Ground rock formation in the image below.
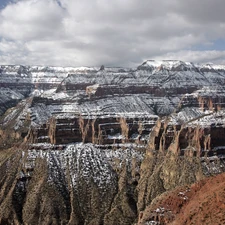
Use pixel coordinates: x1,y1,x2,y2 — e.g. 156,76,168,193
0,60,225,224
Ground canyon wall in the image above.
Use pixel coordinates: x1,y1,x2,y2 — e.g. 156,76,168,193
1,60,225,224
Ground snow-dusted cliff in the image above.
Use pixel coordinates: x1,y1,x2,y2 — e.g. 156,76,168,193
1,60,225,225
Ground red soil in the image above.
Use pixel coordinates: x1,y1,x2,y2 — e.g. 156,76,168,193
138,173,225,225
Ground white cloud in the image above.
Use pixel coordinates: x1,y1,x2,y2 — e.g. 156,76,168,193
0,0,225,66
0,0,65,41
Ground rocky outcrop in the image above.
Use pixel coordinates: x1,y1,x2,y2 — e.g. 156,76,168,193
0,143,143,225
147,117,225,157
136,116,225,212
26,114,157,147
178,87,225,112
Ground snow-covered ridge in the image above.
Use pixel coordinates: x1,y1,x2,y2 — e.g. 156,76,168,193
1,61,225,87
0,65,131,74
1,60,225,76
0,65,133,85
141,60,194,69
140,60,225,71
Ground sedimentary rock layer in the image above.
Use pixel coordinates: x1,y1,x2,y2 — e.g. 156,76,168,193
1,60,225,224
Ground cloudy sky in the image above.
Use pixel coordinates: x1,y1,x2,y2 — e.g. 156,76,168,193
0,0,225,67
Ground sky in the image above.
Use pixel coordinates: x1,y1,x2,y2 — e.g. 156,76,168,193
0,0,225,67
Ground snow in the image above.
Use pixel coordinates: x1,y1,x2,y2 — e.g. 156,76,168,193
51,92,69,100
200,63,225,71
144,60,192,69
140,60,225,72
0,88,24,102
25,143,144,190
108,133,124,140
145,221,160,225
169,106,220,127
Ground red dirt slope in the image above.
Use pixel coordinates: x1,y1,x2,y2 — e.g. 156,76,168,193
138,172,225,225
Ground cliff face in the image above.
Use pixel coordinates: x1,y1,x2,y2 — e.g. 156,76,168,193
136,116,225,213
1,61,225,224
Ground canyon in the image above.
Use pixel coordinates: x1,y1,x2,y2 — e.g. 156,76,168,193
0,60,225,224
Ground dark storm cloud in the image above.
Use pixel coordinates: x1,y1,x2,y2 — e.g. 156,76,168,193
0,0,225,66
